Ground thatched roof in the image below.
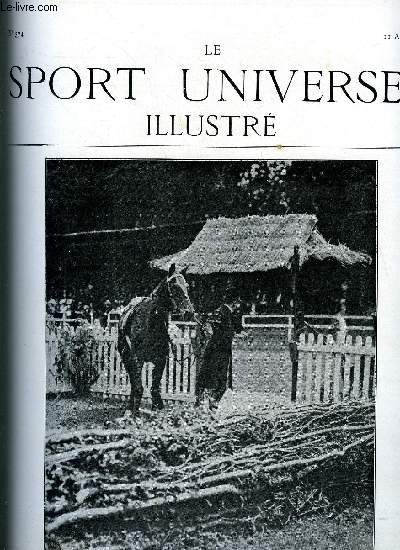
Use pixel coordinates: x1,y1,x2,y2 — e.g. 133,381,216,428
151,214,371,275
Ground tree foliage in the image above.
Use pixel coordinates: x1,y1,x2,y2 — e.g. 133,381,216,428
46,160,376,312
46,159,375,238
55,323,99,395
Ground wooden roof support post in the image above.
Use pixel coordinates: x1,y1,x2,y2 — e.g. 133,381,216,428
291,246,300,321
290,245,300,402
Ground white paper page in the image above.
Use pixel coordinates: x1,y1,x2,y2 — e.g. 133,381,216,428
5,1,400,548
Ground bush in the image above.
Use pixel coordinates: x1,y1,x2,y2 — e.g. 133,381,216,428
56,322,99,395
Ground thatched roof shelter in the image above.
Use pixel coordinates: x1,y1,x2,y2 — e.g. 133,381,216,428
151,214,371,275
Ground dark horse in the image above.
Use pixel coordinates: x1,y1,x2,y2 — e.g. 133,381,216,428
117,265,194,413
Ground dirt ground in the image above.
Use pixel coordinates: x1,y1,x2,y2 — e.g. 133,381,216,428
46,392,290,431
46,394,129,431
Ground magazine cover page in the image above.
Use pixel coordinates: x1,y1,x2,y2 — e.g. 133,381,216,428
5,1,400,548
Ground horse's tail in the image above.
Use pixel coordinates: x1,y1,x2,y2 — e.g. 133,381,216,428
117,303,134,354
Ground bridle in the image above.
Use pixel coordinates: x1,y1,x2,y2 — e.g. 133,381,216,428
165,275,178,312
149,273,210,366
150,274,178,306
163,273,194,317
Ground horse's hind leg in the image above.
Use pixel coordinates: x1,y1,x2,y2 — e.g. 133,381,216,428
123,352,143,414
131,359,144,414
150,357,166,410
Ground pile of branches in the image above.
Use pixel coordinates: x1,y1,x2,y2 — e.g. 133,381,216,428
45,401,374,538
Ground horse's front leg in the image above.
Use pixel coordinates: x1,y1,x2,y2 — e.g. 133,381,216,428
132,358,144,414
150,356,166,410
123,352,143,415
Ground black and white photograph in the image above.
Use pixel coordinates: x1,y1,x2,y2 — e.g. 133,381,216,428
44,159,376,549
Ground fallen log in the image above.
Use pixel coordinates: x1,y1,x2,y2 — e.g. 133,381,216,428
45,401,375,535
46,438,133,467
172,432,373,486
48,430,372,520
163,423,373,482
46,428,132,445
46,483,241,533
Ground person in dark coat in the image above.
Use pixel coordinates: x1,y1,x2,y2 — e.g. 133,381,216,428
196,302,235,404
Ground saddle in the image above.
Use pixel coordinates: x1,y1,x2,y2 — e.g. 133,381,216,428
118,297,146,349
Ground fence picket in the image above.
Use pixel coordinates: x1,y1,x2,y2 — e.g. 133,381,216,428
352,353,360,400
168,346,175,395
103,341,110,398
362,336,373,400
333,352,342,401
314,334,324,402
109,342,115,394
188,326,194,393
322,350,330,402
97,341,104,393
305,333,314,403
322,334,333,402
343,335,352,400
296,333,306,402
175,343,182,396
372,356,377,398
362,356,371,400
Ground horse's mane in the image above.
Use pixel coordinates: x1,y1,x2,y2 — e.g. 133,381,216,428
150,278,165,299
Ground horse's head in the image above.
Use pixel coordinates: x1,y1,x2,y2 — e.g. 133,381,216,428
165,264,194,320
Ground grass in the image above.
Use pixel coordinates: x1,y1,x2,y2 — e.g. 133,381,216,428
46,391,291,432
55,508,373,550
168,511,374,550
46,394,127,431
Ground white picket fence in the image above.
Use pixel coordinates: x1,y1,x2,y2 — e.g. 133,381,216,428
46,317,376,405
46,321,197,402
295,333,376,403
